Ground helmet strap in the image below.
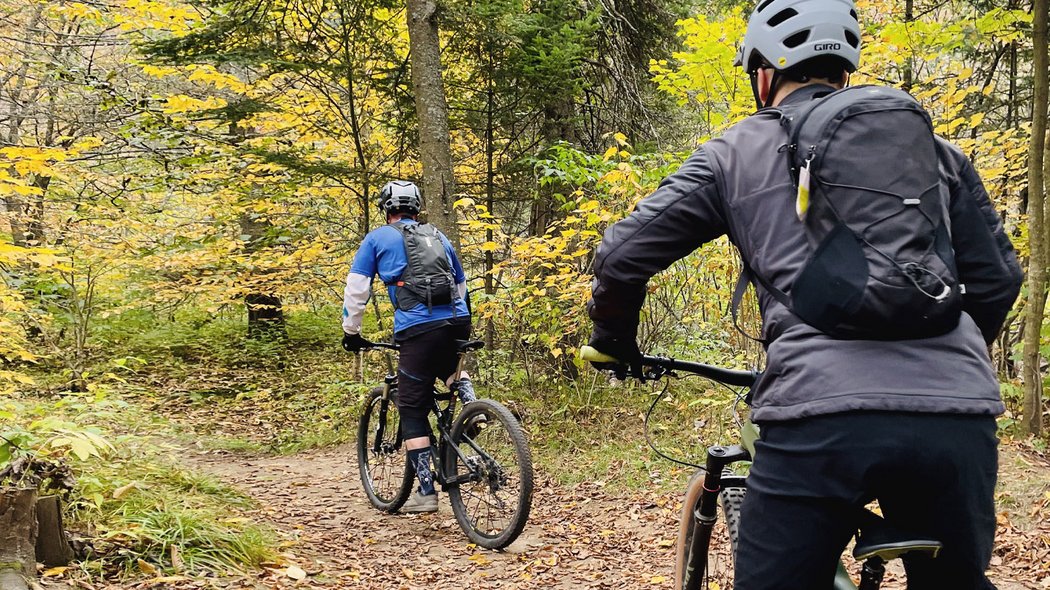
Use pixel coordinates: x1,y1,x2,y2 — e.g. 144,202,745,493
749,67,785,110
764,69,784,109
749,71,762,110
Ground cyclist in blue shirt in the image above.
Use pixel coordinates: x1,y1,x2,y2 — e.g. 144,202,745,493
342,180,474,513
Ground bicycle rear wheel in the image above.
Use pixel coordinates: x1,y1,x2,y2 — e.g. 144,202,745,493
357,387,414,512
721,485,745,557
446,399,533,549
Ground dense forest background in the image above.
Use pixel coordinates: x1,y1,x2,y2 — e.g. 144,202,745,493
1,0,1049,586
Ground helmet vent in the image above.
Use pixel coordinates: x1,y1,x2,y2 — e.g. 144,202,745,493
783,30,810,48
767,8,798,27
757,0,775,12
850,9,858,20
845,30,860,47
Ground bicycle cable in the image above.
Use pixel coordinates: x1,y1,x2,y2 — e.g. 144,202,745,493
642,376,749,471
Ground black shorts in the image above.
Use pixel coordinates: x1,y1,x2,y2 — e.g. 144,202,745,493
396,322,471,419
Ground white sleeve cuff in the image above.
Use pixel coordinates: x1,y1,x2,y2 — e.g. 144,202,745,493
342,272,372,334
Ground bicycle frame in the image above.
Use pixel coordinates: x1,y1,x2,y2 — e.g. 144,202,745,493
369,343,490,490
580,346,875,590
686,435,855,590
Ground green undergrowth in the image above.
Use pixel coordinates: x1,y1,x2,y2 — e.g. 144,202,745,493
73,439,277,577
2,390,277,579
70,307,372,454
70,307,755,493
509,378,747,494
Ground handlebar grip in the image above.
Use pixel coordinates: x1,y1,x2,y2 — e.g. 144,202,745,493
580,345,620,364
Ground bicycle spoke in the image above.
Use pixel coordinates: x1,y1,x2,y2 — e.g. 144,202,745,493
446,400,533,549
462,485,508,534
359,391,413,510
456,437,520,535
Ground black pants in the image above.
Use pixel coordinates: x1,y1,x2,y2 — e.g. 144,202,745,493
735,411,999,590
396,323,471,435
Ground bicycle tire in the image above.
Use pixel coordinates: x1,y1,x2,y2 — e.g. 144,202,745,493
674,473,742,590
674,470,706,590
446,399,533,550
721,485,745,558
357,387,414,512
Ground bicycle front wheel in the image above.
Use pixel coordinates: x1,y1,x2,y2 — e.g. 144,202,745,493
674,472,742,590
357,387,414,512
446,399,533,550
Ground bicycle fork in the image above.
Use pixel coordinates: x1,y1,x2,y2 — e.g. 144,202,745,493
684,444,751,590
373,375,398,454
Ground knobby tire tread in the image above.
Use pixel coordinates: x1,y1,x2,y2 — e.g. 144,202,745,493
674,474,745,590
357,387,414,512
674,471,707,590
446,399,533,550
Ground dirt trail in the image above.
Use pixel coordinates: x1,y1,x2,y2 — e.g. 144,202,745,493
186,444,705,590
175,441,1048,590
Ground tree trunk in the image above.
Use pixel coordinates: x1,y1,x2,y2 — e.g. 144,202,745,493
1022,0,1049,436
0,487,39,590
902,0,914,91
484,58,496,349
239,213,286,340
35,495,72,567
245,293,286,340
406,0,458,246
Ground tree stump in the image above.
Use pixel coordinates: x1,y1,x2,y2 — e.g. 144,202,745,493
0,486,39,590
35,495,72,566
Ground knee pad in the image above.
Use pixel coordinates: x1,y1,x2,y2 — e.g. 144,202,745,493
401,412,432,440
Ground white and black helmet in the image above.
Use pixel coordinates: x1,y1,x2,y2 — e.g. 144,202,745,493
378,180,422,215
734,0,861,73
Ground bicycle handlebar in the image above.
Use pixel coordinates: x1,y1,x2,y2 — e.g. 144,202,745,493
580,345,758,388
362,340,400,351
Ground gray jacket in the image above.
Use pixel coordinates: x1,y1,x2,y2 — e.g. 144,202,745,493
588,85,1023,423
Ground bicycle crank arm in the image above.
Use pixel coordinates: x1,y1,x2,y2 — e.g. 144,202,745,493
441,473,482,487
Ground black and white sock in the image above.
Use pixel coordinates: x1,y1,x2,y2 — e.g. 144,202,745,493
408,447,435,496
455,378,477,403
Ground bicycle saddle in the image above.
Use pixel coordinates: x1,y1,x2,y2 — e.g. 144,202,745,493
456,339,485,352
853,511,943,562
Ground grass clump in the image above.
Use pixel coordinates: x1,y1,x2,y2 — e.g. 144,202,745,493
3,390,278,579
74,447,278,576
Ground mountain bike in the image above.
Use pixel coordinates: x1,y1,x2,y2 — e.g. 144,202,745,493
579,346,943,590
356,338,534,550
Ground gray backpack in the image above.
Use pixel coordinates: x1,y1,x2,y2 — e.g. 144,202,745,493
388,223,458,313
736,85,963,341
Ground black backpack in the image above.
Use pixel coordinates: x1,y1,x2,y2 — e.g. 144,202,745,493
736,85,963,341
388,223,459,313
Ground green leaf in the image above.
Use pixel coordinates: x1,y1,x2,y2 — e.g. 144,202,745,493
69,437,96,461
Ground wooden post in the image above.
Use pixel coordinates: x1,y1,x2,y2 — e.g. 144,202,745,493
0,487,39,590
35,495,73,566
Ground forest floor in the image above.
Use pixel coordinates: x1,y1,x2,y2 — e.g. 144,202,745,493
52,394,1050,590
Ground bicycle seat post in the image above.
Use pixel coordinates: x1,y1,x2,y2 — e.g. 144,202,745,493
453,350,469,384
452,340,485,385
857,557,886,590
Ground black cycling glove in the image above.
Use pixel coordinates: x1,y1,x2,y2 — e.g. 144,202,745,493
587,328,642,379
342,332,368,353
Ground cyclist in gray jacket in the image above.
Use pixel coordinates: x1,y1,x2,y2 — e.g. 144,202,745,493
586,0,1022,588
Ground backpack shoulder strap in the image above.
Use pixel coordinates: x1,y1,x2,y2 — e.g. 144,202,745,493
730,261,802,346
387,221,410,235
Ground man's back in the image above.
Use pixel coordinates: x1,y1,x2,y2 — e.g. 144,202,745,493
349,219,469,338
700,85,1016,421
586,2,1022,586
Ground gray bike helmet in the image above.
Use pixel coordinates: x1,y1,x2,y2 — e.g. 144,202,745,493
378,180,422,215
734,0,861,74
